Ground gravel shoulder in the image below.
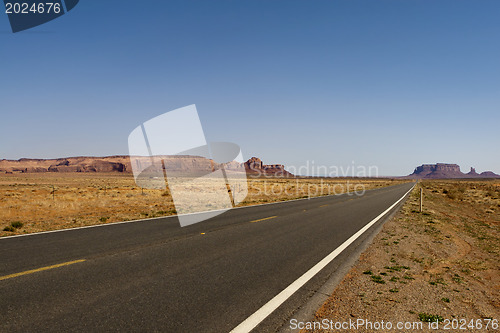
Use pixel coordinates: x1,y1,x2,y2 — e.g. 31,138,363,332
303,180,499,332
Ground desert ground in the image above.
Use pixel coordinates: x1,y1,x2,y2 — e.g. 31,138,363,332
0,173,406,236
304,180,499,332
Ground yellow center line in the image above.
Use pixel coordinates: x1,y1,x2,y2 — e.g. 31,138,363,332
319,204,329,207
250,216,278,223
0,259,86,282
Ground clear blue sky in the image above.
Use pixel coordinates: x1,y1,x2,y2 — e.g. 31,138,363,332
1,0,499,176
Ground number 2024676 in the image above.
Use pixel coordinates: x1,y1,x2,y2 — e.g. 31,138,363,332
5,2,62,14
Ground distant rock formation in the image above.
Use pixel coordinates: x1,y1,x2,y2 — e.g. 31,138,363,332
0,155,292,177
0,156,130,174
48,160,126,173
407,163,500,179
244,157,292,177
466,167,479,177
477,171,500,178
245,157,263,171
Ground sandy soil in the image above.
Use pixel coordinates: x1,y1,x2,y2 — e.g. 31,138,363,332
302,180,499,332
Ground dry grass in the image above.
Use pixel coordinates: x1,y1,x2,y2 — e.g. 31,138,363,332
0,173,407,236
305,179,499,332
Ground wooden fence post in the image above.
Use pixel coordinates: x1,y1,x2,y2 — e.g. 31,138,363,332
420,188,423,212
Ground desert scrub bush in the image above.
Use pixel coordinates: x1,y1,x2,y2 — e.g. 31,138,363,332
11,221,23,229
418,313,444,322
3,221,24,231
384,265,410,272
371,275,385,284
429,278,447,286
445,189,463,200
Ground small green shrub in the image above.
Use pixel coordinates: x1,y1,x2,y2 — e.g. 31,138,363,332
429,278,446,286
11,221,23,229
371,275,385,284
3,221,23,232
385,265,410,272
418,313,444,322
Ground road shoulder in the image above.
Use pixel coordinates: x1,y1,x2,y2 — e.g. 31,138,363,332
298,180,499,333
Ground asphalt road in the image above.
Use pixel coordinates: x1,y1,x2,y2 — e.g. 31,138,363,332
0,182,414,332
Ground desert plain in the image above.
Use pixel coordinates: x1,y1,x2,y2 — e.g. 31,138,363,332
0,173,406,236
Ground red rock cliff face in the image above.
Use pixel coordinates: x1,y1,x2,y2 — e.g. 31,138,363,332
244,157,263,170
0,155,292,176
244,157,292,177
408,163,500,179
413,164,462,177
48,160,126,173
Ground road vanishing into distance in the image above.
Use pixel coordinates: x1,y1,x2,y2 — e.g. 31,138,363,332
1,182,414,332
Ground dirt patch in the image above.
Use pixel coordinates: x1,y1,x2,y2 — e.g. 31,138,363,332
302,180,499,332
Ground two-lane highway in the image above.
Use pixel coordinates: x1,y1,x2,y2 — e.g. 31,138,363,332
0,182,414,332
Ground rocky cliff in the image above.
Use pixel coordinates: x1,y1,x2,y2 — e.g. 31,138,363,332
407,164,500,179
0,156,132,174
0,155,291,177
244,157,292,177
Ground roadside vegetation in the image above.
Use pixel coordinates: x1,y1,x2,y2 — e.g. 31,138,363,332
306,180,499,332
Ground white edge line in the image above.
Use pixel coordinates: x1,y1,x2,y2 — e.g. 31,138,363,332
1,182,415,240
229,184,416,333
